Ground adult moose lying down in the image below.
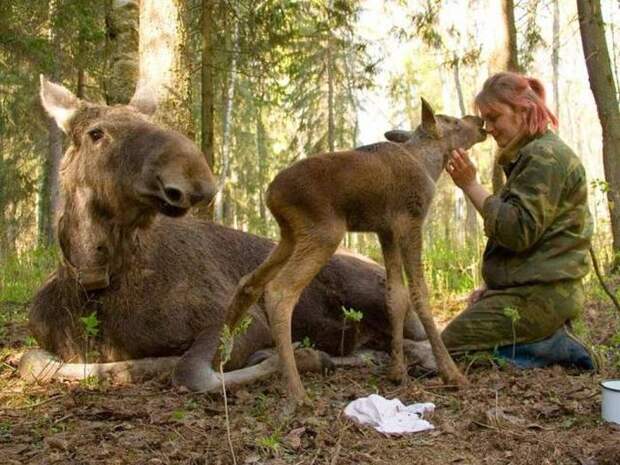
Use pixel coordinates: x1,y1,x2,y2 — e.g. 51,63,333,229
19,77,428,392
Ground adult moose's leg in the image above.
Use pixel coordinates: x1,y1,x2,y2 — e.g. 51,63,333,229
378,230,410,383
265,225,345,402
399,220,468,386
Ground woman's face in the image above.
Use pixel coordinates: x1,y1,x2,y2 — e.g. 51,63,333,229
479,101,525,148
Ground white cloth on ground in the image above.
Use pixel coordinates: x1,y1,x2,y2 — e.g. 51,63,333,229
344,394,435,435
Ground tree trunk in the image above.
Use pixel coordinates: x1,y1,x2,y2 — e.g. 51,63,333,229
214,18,239,224
577,0,620,270
38,0,63,247
453,54,479,246
136,0,193,136
255,102,268,236
326,33,335,153
552,0,560,127
193,0,216,220
104,0,139,104
201,0,215,173
488,0,520,194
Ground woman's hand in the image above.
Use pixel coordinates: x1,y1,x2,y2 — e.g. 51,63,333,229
467,286,487,306
446,148,477,190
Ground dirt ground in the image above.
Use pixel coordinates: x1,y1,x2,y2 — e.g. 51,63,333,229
1,294,620,465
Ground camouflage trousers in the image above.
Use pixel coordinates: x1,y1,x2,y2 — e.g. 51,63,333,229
441,280,583,353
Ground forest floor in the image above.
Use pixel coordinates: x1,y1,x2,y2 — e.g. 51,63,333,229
1,288,620,465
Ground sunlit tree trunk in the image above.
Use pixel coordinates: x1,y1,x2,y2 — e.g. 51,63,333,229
38,0,62,247
488,0,520,194
137,0,193,136
577,0,620,270
453,54,479,246
552,0,560,127
326,35,335,153
255,101,268,237
104,0,139,104
610,3,620,100
214,17,239,224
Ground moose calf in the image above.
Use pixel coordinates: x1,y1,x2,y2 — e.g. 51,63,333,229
226,99,487,401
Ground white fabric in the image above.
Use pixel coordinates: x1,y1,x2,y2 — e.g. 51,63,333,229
344,394,435,435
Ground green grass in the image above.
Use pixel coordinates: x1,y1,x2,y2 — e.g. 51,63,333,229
424,235,482,298
0,246,59,304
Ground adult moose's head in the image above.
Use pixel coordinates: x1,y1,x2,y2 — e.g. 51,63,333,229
40,76,217,290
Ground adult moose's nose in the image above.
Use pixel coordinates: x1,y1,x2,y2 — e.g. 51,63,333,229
159,181,194,209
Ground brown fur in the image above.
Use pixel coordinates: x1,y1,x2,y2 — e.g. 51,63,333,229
227,99,487,401
29,78,419,391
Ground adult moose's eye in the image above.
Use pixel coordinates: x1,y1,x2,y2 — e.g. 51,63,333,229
88,128,104,142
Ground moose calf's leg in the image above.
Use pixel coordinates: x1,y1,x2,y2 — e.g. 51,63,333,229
265,231,343,402
400,231,468,386
379,231,409,383
226,237,295,329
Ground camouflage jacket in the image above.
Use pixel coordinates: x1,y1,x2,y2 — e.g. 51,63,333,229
481,130,592,289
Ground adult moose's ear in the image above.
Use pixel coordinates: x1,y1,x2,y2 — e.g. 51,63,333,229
129,79,157,116
420,97,442,139
384,130,413,143
40,75,79,133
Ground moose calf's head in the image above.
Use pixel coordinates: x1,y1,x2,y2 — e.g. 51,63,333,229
385,98,486,173
40,76,217,290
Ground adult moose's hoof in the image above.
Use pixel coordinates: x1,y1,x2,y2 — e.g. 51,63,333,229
294,348,335,375
173,358,221,393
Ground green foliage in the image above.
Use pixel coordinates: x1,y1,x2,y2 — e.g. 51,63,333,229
80,311,100,338
219,315,253,365
299,336,315,349
341,306,363,323
0,247,58,304
256,432,281,456
79,375,101,390
424,235,480,298
0,1,106,255
503,306,521,358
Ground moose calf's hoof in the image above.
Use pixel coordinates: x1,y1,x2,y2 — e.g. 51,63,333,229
387,362,408,384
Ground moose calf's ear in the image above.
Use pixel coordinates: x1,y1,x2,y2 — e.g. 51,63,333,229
40,75,79,134
384,130,412,143
420,97,442,139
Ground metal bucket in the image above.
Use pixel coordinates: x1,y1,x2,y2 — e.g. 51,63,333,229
601,380,620,424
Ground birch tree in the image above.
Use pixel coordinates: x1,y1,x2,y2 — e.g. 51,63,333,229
577,0,620,270
136,0,193,136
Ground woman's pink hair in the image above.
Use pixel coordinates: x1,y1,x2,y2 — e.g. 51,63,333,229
475,72,558,136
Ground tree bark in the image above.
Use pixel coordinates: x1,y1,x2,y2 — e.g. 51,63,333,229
38,0,63,247
552,0,560,129
214,17,239,224
255,102,268,236
136,0,193,136
453,54,479,246
192,0,216,220
201,0,215,173
577,0,620,270
326,34,335,153
488,0,520,194
104,0,139,104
